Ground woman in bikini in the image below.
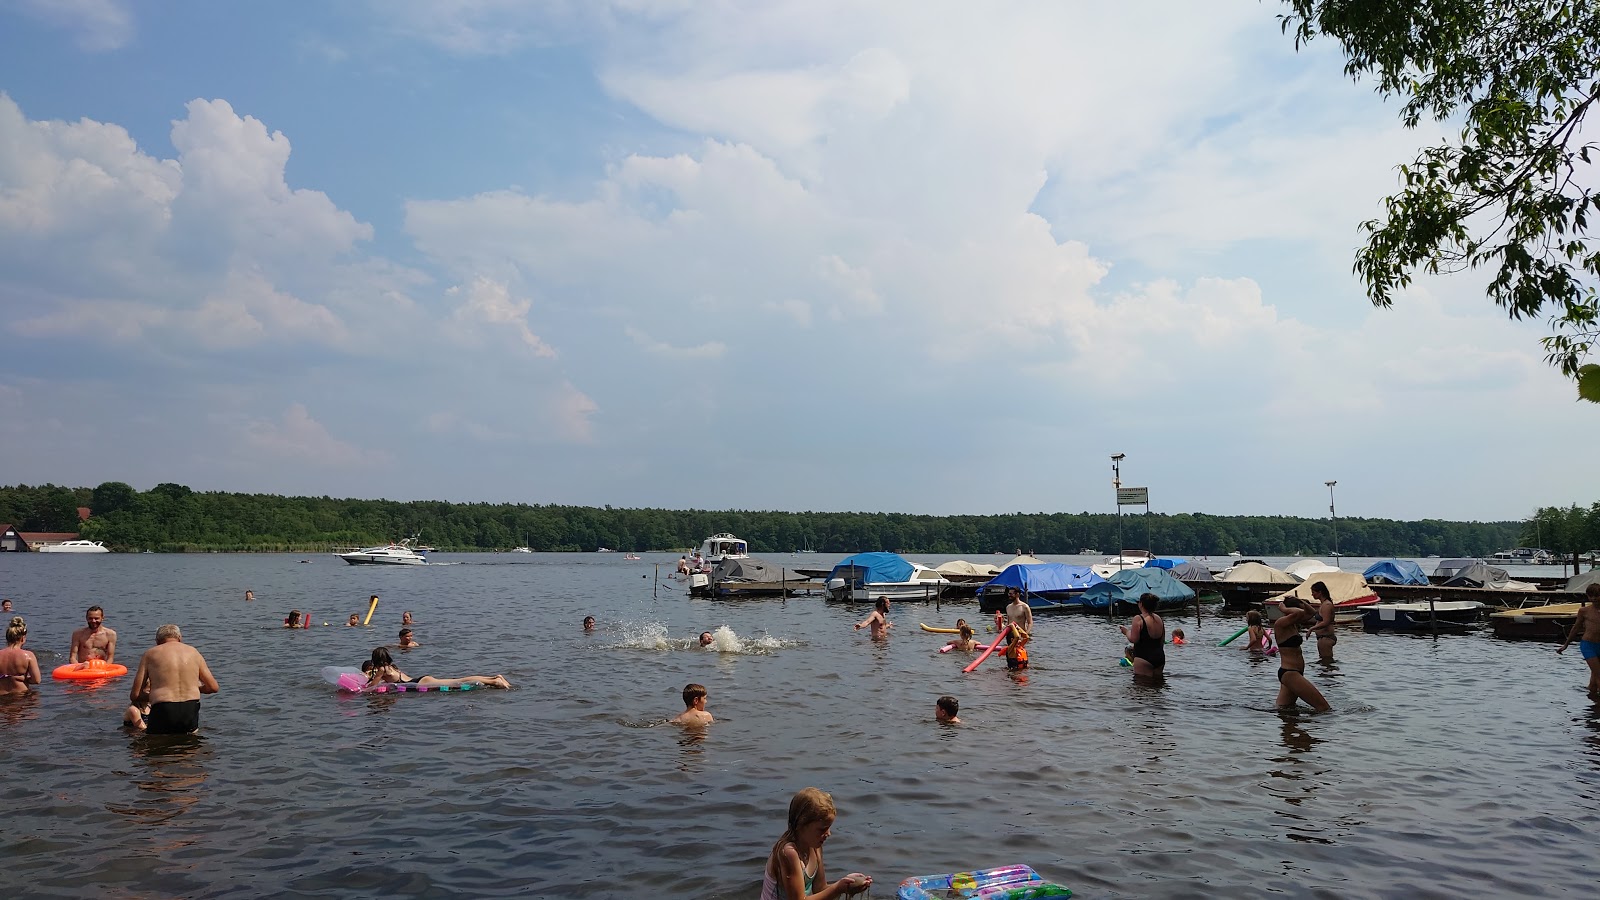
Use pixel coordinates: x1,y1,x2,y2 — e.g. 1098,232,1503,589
365,647,511,689
1310,581,1337,662
1123,593,1166,677
1273,597,1331,711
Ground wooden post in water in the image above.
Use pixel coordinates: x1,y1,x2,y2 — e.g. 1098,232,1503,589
1429,594,1438,637
653,563,659,601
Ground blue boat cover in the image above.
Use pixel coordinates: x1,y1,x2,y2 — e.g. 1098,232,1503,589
826,551,914,585
1144,557,1187,569
1362,559,1429,586
981,563,1104,594
1080,567,1197,609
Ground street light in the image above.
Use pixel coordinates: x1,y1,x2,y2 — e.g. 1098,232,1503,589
1112,454,1126,570
1325,480,1340,566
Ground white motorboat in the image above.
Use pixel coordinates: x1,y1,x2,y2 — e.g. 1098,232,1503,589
1092,549,1154,578
37,539,110,554
339,540,429,566
510,547,533,553
695,533,749,562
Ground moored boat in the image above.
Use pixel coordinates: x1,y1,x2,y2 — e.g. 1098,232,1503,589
1489,602,1583,641
36,539,110,554
824,552,951,602
1361,600,1485,632
1264,572,1380,621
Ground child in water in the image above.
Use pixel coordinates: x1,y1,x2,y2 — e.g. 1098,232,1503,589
1171,627,1187,646
1245,611,1272,651
398,628,420,648
671,683,713,726
284,610,301,628
124,694,151,730
762,788,872,899
953,623,977,652
935,695,961,724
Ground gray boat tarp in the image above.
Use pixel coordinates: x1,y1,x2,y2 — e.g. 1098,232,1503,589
1363,559,1430,586
712,556,807,584
1168,560,1214,581
1441,564,1536,591
1080,568,1196,610
1565,569,1600,592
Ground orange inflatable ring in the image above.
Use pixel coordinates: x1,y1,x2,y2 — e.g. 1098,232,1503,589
52,659,129,680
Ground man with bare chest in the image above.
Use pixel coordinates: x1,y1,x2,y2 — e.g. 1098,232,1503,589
1558,584,1600,695
128,624,220,734
70,605,117,663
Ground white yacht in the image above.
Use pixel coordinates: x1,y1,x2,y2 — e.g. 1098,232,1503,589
339,540,429,566
1091,549,1154,578
695,533,750,563
37,539,110,554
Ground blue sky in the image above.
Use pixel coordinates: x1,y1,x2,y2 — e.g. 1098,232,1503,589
1,0,1594,522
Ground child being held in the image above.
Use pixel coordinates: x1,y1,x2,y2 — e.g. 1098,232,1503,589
671,682,714,726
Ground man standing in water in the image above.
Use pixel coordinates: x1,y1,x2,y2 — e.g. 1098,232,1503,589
69,605,117,663
1557,583,1600,695
1004,587,1034,638
128,624,219,735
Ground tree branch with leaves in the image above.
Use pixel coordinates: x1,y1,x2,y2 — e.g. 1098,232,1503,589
1282,0,1600,400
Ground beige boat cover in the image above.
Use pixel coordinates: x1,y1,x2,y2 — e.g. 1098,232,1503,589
934,559,1001,577
1284,559,1340,580
1219,562,1298,583
1268,571,1378,605
1489,602,1583,618
999,555,1045,569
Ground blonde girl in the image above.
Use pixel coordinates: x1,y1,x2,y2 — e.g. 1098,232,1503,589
0,616,43,695
762,788,871,899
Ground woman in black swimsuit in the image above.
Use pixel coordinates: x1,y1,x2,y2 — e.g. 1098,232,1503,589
1124,593,1166,677
1273,598,1330,711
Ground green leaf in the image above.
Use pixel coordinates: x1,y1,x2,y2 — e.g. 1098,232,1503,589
1578,363,1600,402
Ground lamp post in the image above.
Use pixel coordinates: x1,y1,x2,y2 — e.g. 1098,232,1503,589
1112,454,1126,569
1325,480,1340,567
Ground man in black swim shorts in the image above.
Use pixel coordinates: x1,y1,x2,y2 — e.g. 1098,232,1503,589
128,624,219,735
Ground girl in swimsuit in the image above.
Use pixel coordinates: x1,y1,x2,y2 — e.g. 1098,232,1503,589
365,647,512,689
1310,581,1337,662
1273,598,1331,711
761,787,870,900
1244,610,1272,651
1123,593,1166,677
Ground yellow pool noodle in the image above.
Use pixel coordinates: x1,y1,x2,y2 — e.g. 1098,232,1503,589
363,596,379,626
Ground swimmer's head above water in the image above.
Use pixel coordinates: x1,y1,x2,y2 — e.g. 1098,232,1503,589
583,616,596,631
699,631,714,646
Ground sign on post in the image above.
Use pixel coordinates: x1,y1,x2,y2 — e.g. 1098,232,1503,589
1117,487,1149,506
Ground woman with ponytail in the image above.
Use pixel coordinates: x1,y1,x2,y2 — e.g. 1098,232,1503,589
0,616,42,695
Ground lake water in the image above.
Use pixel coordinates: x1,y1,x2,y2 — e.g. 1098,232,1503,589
2,552,1597,898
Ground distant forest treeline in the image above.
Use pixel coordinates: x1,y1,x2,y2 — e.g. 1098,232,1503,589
1,481,1579,557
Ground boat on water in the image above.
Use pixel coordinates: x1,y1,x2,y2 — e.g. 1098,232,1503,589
37,539,110,554
824,552,952,602
1489,602,1584,641
677,533,753,590
1264,572,1380,622
510,546,533,553
975,563,1106,614
622,553,641,560
1362,600,1485,632
1091,549,1155,579
1490,548,1556,565
339,539,429,566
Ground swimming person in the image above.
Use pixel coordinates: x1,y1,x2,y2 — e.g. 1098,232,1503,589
935,695,960,724
1273,598,1332,711
284,610,302,628
583,616,596,632
70,605,117,663
365,647,511,689
1171,627,1186,645
128,624,221,735
761,787,872,899
401,611,414,626
853,597,892,639
244,590,254,602
952,623,977,652
347,614,361,627
124,695,151,730
398,628,420,648
1557,583,1600,694
0,617,42,696
1310,581,1337,662
2,599,13,613
699,631,714,647
1124,593,1166,677
671,683,713,726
